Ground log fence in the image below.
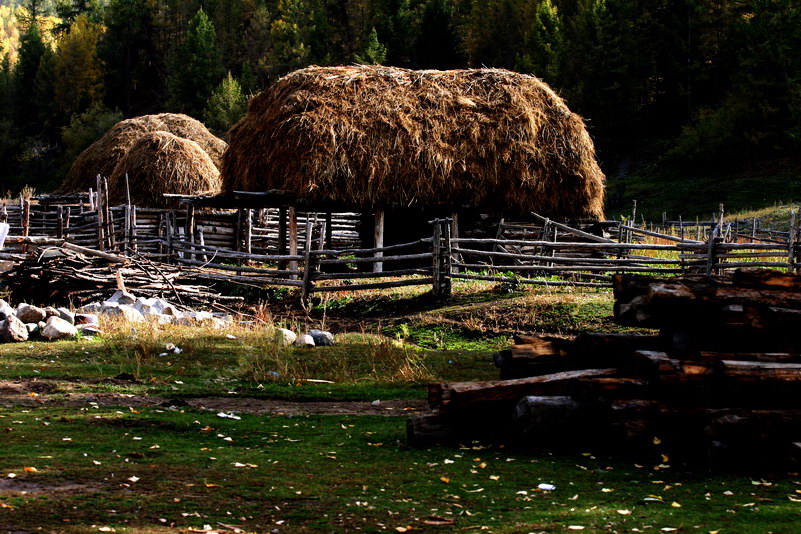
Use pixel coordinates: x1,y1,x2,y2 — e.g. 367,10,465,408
2,192,801,297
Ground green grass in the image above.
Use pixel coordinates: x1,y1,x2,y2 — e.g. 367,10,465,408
606,156,801,222
1,406,800,533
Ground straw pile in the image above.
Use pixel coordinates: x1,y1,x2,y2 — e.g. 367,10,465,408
222,65,605,219
61,113,226,193
108,132,221,208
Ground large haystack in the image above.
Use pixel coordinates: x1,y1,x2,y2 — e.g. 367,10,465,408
61,113,226,193
222,65,605,219
108,131,221,208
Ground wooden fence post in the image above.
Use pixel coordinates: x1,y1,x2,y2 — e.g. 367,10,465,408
288,206,298,278
301,219,315,303
788,210,797,274
432,219,452,298
374,209,385,273
278,207,288,270
21,197,30,254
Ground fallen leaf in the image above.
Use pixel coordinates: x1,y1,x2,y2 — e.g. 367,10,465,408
601,488,614,493
127,476,139,483
23,467,37,473
489,475,499,481
440,477,450,484
567,527,585,531
671,502,681,508
205,483,219,488
423,515,455,526
617,509,632,515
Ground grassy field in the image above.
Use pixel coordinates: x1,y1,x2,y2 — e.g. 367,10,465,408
1,284,800,533
605,156,801,222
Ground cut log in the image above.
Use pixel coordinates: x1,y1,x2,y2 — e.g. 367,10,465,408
433,368,617,413
406,413,456,447
718,360,801,381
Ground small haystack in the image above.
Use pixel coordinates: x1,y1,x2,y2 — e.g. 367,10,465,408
108,131,221,208
222,65,605,219
61,113,226,193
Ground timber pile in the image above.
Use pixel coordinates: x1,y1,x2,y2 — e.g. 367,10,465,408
2,242,243,311
409,269,801,467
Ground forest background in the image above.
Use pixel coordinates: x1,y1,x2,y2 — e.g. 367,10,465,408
0,0,798,210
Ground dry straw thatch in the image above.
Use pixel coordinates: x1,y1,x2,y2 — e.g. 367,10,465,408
108,131,221,208
223,65,605,219
61,113,226,193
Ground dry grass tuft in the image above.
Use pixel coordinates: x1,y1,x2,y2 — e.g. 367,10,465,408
223,65,605,219
107,131,221,208
60,113,227,194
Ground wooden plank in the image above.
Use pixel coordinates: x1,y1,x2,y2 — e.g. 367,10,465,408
432,368,617,410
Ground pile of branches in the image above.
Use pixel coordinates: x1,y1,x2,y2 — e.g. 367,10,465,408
2,241,243,311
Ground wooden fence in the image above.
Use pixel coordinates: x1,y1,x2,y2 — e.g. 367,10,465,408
2,193,801,297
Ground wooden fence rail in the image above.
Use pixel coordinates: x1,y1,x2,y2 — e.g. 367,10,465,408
3,193,801,297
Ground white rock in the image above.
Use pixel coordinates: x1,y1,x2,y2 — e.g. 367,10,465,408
79,325,103,336
0,315,28,342
78,303,103,313
0,299,15,320
43,306,60,318
56,307,75,325
102,304,145,323
294,334,315,348
274,328,297,346
16,304,47,324
308,329,335,346
105,290,136,306
42,316,78,340
151,313,176,325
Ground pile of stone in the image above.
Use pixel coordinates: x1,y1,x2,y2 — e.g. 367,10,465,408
0,289,233,343
0,299,91,342
274,327,335,348
77,290,232,329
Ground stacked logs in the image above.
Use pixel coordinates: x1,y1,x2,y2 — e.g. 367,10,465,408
408,269,801,466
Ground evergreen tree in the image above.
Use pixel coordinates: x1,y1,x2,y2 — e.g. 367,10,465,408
414,0,461,69
354,26,386,64
167,8,226,116
14,22,48,133
515,0,562,82
100,0,164,116
54,15,104,121
202,71,247,134
265,0,314,80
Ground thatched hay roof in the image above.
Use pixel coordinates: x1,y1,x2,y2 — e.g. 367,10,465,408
222,65,605,219
60,113,226,193
108,131,221,208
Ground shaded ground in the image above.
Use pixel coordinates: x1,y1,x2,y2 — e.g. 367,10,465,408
0,379,428,415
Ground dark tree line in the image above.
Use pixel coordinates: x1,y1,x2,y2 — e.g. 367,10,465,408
0,0,799,194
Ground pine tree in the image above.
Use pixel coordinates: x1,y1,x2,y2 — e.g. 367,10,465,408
202,71,247,135
414,0,461,69
354,27,387,64
14,22,48,133
167,8,226,116
54,15,104,120
265,0,314,80
515,0,562,82
100,0,164,115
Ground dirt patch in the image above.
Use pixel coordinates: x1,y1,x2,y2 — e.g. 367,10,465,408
0,478,90,495
0,380,428,416
186,397,428,416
